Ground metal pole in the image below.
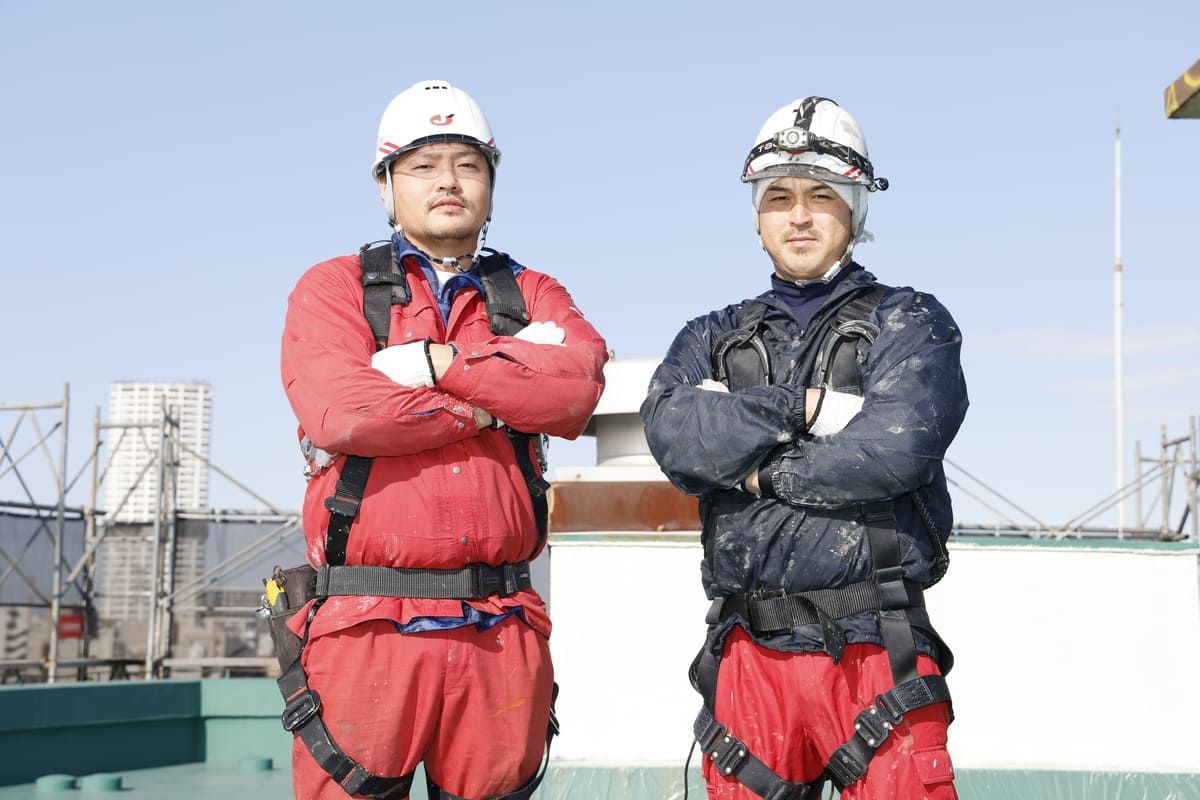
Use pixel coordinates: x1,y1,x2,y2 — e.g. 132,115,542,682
1160,424,1171,539
1114,125,1126,537
143,404,168,679
1134,440,1144,529
158,407,180,674
83,405,100,663
47,384,69,684
1190,416,1198,541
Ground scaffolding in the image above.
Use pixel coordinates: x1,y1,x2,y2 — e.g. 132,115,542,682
948,415,1200,540
1,386,303,683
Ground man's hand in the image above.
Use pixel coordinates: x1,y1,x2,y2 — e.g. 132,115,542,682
371,341,434,387
473,407,495,430
514,320,565,346
697,379,729,393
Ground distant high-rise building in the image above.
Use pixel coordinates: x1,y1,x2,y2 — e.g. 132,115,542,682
104,382,212,522
100,382,211,623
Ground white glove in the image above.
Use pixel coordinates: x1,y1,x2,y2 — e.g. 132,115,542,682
514,320,565,346
697,379,729,393
809,390,864,436
371,341,434,388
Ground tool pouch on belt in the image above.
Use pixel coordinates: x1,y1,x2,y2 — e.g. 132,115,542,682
261,564,316,671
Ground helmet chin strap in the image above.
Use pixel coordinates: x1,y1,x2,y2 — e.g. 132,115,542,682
763,241,854,287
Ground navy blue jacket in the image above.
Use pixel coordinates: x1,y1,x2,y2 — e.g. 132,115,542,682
640,264,968,657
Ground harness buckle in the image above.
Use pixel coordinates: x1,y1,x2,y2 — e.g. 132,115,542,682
503,563,529,596
827,742,870,790
746,587,791,634
324,495,361,519
875,692,906,727
281,689,321,732
874,566,909,610
852,705,895,749
702,727,749,777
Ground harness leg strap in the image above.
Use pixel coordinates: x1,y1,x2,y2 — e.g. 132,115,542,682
693,706,825,800
278,657,414,798
825,674,952,790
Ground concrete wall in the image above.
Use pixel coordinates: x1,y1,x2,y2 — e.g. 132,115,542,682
549,531,1200,775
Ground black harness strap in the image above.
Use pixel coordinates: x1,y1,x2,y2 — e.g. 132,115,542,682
712,304,772,392
812,285,885,392
826,674,952,790
477,248,532,335
320,243,410,567
322,456,372,568
316,562,532,600
279,656,413,799
361,241,410,348
821,501,951,791
693,707,824,800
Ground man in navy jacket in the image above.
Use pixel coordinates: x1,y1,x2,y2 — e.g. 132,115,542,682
641,96,967,800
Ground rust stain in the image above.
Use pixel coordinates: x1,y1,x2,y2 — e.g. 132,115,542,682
548,481,699,532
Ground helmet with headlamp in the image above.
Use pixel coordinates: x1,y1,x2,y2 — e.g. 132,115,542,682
742,96,886,243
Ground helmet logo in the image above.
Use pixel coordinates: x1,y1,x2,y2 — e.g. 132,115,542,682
430,113,455,126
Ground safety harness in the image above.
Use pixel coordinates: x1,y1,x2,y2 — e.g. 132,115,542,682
695,283,953,799
275,241,558,800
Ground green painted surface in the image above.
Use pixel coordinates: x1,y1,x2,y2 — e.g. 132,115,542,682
0,681,202,786
0,680,199,732
199,679,292,765
1,762,1198,800
2,679,1198,798
951,535,1200,553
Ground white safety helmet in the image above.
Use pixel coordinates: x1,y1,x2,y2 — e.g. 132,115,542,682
743,97,887,247
373,80,501,238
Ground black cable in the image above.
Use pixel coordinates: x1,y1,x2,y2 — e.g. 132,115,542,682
682,737,698,800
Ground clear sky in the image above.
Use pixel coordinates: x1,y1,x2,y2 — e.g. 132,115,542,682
2,1,1198,533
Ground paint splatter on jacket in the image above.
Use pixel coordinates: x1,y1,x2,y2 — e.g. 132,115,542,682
640,264,967,657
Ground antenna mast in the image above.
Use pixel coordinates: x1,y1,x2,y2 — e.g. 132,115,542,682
1114,123,1126,536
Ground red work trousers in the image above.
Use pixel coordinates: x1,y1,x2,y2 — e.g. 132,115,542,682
705,628,956,800
291,616,553,800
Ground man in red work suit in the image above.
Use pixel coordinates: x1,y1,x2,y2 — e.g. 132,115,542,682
279,80,608,800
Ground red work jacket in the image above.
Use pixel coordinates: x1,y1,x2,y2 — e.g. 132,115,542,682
281,250,608,640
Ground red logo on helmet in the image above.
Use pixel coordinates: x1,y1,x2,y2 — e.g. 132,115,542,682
430,113,455,126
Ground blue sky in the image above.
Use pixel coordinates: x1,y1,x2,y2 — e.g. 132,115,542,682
2,1,1198,532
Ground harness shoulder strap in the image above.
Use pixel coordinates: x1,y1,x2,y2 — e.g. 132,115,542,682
712,302,771,391
813,282,888,392
472,248,551,554
360,240,410,348
320,242,409,567
476,248,531,335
